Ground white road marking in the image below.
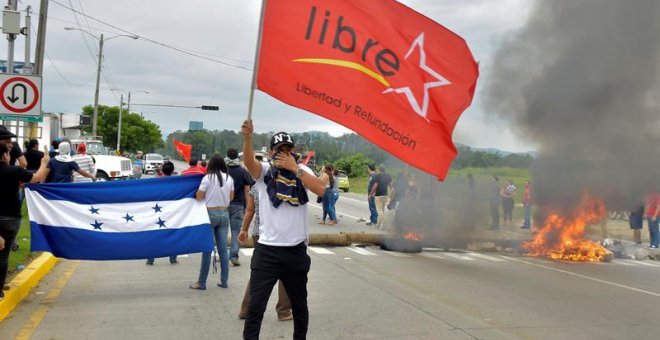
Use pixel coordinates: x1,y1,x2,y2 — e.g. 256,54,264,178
380,250,412,258
506,256,660,298
240,248,254,257
420,252,446,260
467,253,507,262
631,260,660,267
612,260,638,266
443,253,475,261
309,247,335,255
346,247,377,256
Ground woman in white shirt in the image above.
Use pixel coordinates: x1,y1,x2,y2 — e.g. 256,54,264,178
190,154,234,290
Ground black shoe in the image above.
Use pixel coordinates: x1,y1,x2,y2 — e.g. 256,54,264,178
520,226,530,229
146,261,154,266
11,242,19,252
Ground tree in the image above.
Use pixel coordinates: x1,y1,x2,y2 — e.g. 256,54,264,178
82,105,164,153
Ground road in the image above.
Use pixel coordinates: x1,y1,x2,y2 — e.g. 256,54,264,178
1,166,659,339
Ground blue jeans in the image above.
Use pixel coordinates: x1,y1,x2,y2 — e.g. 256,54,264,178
368,196,378,224
322,189,337,222
228,205,244,261
648,217,659,247
198,210,229,286
523,205,532,228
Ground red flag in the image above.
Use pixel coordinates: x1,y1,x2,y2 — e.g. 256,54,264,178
172,138,192,163
257,0,478,180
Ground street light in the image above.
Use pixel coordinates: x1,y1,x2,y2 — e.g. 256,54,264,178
64,27,138,137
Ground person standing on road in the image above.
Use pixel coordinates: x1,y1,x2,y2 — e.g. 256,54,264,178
238,184,293,321
319,164,337,225
24,139,44,172
645,192,660,249
44,142,96,183
0,141,50,301
147,161,179,265
226,148,255,267
388,166,409,210
181,157,205,176
189,155,234,290
72,144,96,183
461,173,476,229
629,202,644,245
489,176,500,230
521,180,532,229
500,180,516,226
366,164,378,226
241,120,325,340
369,164,392,230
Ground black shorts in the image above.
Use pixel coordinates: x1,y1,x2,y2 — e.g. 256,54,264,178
629,213,643,229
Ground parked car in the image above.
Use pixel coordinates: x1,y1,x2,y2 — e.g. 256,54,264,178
338,170,350,192
144,153,164,174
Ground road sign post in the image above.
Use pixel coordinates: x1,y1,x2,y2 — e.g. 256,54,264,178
0,74,42,121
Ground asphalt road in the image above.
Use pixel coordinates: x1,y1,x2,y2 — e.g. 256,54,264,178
2,166,659,339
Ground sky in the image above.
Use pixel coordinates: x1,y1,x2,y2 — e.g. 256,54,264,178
7,0,534,152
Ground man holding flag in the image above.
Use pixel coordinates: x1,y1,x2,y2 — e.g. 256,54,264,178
240,119,325,339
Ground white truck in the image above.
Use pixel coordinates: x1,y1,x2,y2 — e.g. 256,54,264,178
69,138,133,181
5,113,134,180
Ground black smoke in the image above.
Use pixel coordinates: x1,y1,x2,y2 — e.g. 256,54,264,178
484,0,660,211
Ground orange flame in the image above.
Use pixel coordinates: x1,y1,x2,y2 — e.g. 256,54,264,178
522,193,609,262
403,232,423,241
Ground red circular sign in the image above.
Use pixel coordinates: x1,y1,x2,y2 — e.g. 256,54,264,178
0,76,40,113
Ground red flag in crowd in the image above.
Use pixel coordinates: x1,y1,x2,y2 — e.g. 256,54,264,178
172,138,192,163
256,0,479,180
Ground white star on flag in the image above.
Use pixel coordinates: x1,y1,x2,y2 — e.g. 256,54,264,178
383,32,451,121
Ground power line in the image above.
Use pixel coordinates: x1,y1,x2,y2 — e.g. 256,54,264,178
31,26,95,86
50,0,253,71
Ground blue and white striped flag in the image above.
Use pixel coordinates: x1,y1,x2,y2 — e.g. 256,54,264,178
25,175,214,260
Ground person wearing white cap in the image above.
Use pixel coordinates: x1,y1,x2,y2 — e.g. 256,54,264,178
43,142,96,183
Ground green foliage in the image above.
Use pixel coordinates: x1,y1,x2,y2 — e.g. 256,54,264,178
333,153,374,177
82,105,164,153
452,147,533,169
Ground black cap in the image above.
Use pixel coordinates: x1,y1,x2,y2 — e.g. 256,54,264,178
0,125,17,139
270,131,294,150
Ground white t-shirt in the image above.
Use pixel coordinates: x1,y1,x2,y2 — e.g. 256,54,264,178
198,172,234,207
256,162,314,246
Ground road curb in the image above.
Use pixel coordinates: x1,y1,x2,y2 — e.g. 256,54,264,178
0,252,58,321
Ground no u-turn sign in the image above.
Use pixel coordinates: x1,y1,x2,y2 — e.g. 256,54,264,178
0,74,42,117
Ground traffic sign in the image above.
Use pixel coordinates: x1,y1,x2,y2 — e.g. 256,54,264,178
0,74,42,118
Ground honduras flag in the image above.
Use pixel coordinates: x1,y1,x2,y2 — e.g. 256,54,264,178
25,175,214,260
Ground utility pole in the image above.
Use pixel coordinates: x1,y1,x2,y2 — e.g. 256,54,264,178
92,34,104,136
6,0,18,75
127,91,131,115
34,0,47,75
117,93,123,153
22,6,32,75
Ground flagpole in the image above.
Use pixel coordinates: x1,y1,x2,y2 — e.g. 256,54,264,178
247,0,267,120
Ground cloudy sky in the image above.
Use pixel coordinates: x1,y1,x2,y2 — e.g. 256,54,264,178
10,0,534,152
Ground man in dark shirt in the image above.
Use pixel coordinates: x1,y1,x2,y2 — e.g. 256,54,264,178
226,148,255,266
0,126,26,169
369,164,392,229
0,140,49,300
24,139,44,171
